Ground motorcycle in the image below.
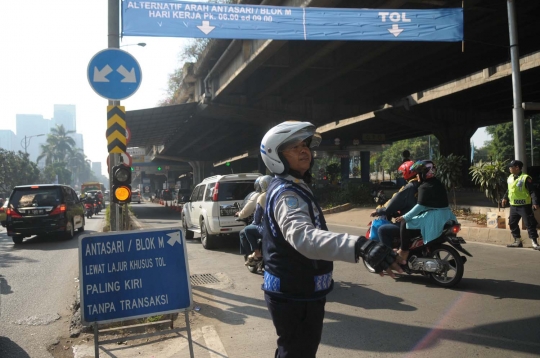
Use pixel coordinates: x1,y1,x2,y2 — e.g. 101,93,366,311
371,189,388,205
364,217,472,287
84,203,93,219
234,202,264,274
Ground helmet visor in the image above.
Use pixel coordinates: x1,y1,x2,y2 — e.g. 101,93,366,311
279,128,322,152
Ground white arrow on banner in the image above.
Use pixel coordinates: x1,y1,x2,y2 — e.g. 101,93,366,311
93,65,112,82
197,21,215,35
388,24,403,37
167,231,182,246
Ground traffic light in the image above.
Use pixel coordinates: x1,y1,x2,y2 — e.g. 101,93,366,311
112,164,132,204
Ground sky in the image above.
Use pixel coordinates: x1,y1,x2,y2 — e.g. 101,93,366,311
1,1,492,177
1,0,190,176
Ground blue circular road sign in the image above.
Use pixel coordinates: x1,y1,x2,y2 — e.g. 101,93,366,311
87,49,142,101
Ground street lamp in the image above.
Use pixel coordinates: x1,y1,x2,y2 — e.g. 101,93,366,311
20,134,46,154
120,42,146,48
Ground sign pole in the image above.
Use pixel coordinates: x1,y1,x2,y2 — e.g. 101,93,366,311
109,0,120,231
93,323,99,357
185,311,195,357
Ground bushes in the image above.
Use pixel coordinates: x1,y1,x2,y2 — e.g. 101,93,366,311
312,182,373,208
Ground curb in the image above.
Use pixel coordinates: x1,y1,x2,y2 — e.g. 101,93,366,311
322,203,354,215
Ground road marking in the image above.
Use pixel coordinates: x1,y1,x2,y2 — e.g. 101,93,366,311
202,325,228,357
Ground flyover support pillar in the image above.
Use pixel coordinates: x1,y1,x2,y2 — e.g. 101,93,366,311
189,161,215,185
341,157,350,184
433,125,476,186
360,151,370,183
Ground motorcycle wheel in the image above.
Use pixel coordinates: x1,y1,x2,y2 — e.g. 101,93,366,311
247,263,258,273
428,244,464,288
362,259,376,273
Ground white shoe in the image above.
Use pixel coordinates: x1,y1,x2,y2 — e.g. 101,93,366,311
531,239,539,248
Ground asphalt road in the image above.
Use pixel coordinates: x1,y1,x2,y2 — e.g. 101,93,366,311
3,201,540,358
0,211,105,358
70,202,540,358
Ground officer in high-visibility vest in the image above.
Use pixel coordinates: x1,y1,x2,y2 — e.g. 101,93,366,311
502,160,539,250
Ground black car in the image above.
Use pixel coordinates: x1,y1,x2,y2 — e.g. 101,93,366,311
6,184,85,244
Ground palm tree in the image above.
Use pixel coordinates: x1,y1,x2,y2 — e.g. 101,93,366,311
37,143,58,166
37,124,76,164
67,148,88,186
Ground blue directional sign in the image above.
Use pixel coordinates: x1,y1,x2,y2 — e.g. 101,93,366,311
79,228,192,324
87,49,142,101
122,1,463,42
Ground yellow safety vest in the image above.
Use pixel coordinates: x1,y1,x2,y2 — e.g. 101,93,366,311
507,173,531,205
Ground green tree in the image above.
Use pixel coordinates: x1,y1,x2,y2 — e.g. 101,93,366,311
484,115,540,165
0,149,41,195
434,153,465,209
469,159,509,208
371,135,440,179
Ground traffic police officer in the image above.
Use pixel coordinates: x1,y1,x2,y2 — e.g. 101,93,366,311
260,121,404,358
502,159,539,249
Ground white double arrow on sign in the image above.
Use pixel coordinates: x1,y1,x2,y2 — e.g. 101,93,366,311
93,65,137,83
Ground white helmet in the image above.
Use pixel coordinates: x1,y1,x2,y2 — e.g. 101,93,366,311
254,176,262,192
260,121,321,175
258,175,274,193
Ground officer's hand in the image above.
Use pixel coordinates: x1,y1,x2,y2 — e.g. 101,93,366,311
355,237,404,278
501,199,507,208
370,211,377,217
533,204,538,211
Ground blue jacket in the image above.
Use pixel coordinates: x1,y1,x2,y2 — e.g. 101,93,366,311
402,204,457,243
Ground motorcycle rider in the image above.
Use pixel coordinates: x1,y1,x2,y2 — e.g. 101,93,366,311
260,121,403,358
236,177,262,261
395,160,457,262
84,193,95,216
244,175,273,265
370,160,420,247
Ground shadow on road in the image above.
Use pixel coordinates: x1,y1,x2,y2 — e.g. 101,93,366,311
0,336,31,358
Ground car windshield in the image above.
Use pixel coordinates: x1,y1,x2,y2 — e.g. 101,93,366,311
217,182,255,201
10,187,62,208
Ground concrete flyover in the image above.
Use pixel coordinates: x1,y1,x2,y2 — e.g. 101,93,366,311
125,0,540,183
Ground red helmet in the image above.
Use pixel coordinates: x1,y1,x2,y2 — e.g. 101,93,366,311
398,160,417,181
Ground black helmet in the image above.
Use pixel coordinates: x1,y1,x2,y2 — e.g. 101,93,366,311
410,160,436,181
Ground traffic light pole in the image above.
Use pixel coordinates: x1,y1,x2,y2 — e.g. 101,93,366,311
109,0,121,232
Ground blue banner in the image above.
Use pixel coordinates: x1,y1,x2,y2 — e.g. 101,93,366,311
79,228,192,324
122,1,463,42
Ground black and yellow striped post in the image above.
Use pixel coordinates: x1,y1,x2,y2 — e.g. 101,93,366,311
107,105,127,154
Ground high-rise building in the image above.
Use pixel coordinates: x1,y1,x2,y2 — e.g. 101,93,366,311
0,130,17,151
16,114,50,162
92,162,102,177
53,104,76,132
72,133,84,151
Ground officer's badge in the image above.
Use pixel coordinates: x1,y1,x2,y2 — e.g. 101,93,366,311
284,196,299,209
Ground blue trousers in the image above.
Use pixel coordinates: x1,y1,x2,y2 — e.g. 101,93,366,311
265,293,326,358
377,222,400,248
239,224,261,255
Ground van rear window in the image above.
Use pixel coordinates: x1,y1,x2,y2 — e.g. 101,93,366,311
10,188,62,208
217,182,254,201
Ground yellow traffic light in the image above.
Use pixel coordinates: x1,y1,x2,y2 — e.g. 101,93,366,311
114,186,131,202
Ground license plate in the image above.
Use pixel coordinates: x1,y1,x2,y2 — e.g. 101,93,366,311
32,209,44,215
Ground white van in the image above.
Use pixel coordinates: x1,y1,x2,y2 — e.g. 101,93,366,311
182,173,260,249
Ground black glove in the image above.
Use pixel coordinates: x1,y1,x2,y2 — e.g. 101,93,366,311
355,236,398,273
